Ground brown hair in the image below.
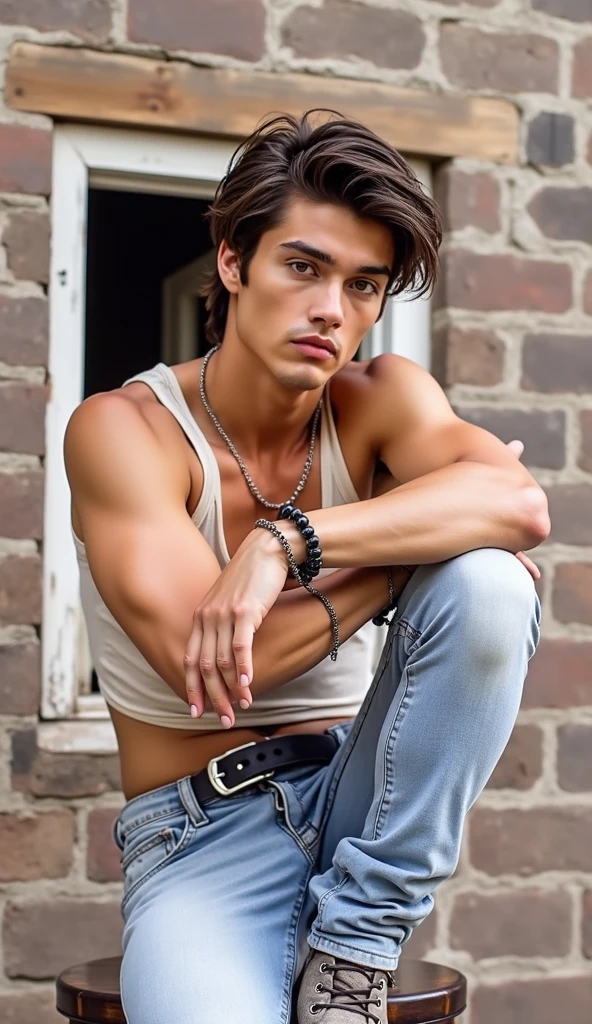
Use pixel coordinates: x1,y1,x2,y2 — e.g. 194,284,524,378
202,109,442,348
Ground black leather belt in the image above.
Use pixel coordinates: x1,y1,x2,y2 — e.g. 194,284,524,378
190,733,339,805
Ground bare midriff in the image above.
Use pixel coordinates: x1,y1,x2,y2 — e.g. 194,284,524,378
110,704,352,800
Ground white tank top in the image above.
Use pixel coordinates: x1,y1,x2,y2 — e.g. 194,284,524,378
72,362,377,730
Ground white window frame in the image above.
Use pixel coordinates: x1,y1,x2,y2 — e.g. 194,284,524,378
42,123,430,752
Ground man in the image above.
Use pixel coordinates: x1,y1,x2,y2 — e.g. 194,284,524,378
64,111,548,1024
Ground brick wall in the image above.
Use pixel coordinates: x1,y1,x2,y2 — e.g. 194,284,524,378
0,1,591,1021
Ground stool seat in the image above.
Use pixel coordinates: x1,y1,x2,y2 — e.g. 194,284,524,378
56,955,466,1023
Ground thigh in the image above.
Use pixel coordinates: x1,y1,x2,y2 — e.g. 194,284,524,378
119,781,316,1024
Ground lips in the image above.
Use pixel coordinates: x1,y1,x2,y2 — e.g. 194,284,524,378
292,336,337,355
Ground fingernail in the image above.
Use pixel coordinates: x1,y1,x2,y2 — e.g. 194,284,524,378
240,674,250,687
239,698,250,710
190,704,198,718
220,715,232,729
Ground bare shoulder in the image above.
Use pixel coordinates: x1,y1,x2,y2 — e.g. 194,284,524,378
331,352,441,426
64,387,191,526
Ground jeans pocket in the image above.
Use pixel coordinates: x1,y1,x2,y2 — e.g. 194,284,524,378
120,809,191,907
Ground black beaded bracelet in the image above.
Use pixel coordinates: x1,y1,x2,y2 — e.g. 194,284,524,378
277,503,322,585
255,518,340,660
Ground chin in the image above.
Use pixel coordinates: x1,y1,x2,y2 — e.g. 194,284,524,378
275,365,328,392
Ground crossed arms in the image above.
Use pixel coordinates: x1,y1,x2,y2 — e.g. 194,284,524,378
64,354,549,729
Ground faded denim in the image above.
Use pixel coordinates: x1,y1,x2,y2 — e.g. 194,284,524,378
114,548,541,1024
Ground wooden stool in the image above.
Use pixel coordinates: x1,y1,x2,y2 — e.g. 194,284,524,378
56,955,466,1022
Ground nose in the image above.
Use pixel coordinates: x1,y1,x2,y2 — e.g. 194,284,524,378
308,281,345,331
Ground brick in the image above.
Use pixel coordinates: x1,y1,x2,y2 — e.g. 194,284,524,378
452,406,565,470
400,906,438,961
0,295,48,365
472,977,592,1024
451,889,571,958
584,890,592,958
0,0,111,41
522,333,592,394
532,0,592,18
430,0,500,5
557,725,592,791
470,807,592,874
432,327,504,387
0,643,40,714
579,410,592,471
553,562,592,626
0,991,61,1024
128,0,265,61
486,724,542,790
0,471,44,538
12,729,121,797
3,900,122,979
283,0,425,70
0,811,74,881
545,485,592,544
528,187,592,244
0,556,41,625
584,270,592,314
87,807,123,882
440,25,559,93
4,211,50,284
0,124,51,195
435,169,501,234
523,638,592,707
440,251,572,314
527,111,575,167
0,383,46,454
572,37,592,98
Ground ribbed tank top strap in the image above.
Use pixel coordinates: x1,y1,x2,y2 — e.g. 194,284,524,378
121,363,225,544
320,380,360,506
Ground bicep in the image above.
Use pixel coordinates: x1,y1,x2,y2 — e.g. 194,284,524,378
372,355,532,485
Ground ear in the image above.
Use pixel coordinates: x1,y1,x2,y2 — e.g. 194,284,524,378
217,240,241,294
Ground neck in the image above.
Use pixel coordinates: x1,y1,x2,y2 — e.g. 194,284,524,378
202,340,324,460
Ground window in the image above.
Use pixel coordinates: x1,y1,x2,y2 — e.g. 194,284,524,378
42,124,431,748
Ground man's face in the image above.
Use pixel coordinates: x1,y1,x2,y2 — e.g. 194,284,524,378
220,195,394,391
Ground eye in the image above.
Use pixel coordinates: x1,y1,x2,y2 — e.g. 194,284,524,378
288,260,315,276
352,279,378,295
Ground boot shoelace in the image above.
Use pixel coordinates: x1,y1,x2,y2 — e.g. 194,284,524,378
310,961,394,1022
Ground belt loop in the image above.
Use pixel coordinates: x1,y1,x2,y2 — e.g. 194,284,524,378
177,775,211,827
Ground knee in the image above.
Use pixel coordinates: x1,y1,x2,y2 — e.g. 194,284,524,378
431,548,540,664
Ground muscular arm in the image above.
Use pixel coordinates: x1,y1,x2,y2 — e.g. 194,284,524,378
280,354,550,567
64,394,391,712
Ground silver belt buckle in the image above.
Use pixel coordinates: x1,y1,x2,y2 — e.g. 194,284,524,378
207,740,275,797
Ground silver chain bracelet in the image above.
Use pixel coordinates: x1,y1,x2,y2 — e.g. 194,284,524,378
254,519,340,661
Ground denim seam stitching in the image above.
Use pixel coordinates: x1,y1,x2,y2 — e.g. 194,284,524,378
316,629,397,838
121,819,195,911
372,663,415,842
121,806,184,841
265,785,316,864
279,862,315,1024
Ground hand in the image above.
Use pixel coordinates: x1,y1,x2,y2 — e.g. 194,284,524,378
505,439,540,582
184,528,289,728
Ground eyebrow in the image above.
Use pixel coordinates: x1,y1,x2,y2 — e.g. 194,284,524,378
278,240,392,278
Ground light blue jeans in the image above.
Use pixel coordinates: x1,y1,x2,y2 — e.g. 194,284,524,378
114,548,541,1024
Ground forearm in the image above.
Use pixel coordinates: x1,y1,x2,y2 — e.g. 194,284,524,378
280,462,548,569
248,565,398,697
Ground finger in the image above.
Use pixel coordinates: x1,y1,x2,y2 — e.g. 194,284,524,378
184,616,205,717
506,439,524,459
216,618,251,711
200,616,235,728
232,617,255,697
515,550,540,581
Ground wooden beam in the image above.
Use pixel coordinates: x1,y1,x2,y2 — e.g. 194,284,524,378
5,42,518,163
